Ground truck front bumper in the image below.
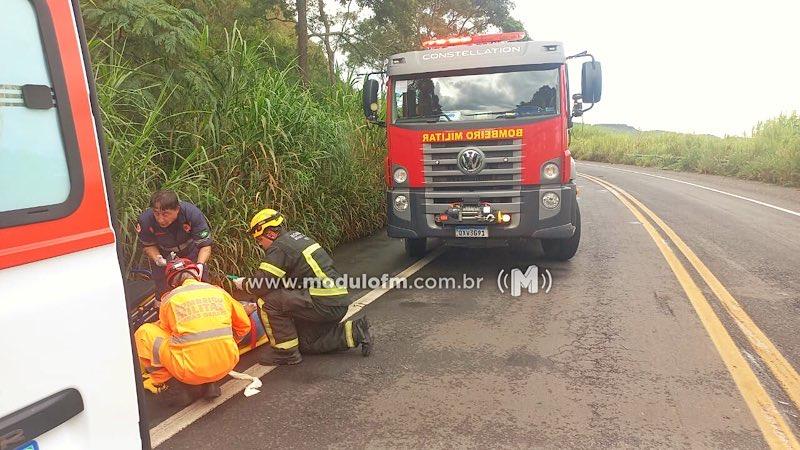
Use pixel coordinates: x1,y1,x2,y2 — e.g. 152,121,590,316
387,183,577,240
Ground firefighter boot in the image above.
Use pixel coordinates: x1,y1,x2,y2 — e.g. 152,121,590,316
157,379,200,408
260,348,303,366
355,317,372,357
202,382,221,400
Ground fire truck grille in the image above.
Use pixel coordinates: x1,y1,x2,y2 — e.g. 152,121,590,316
422,139,522,214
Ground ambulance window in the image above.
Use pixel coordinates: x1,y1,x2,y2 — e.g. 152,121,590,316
0,0,82,225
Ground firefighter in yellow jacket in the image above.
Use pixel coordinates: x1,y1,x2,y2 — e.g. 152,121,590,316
232,208,372,365
135,258,253,406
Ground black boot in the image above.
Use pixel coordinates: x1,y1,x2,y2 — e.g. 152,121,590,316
259,348,303,366
156,379,200,408
354,317,372,357
202,382,221,399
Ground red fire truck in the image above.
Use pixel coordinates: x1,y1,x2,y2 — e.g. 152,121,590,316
363,32,602,259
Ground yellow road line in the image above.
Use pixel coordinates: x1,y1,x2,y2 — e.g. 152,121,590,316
580,162,800,218
587,174,800,412
581,174,799,449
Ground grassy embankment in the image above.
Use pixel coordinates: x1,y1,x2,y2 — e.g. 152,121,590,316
571,113,800,187
89,25,386,278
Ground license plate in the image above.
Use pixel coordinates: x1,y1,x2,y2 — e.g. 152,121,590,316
455,226,488,238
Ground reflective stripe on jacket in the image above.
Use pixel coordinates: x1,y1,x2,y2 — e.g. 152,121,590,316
158,279,251,382
245,230,352,306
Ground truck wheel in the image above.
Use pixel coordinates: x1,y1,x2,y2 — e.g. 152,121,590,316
405,238,428,257
541,204,581,261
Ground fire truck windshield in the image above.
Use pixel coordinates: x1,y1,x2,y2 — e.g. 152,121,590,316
393,67,559,123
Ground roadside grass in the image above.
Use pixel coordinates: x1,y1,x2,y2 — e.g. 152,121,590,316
571,113,800,187
92,30,386,279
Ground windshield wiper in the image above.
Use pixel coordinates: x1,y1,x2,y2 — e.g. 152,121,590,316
464,109,554,119
464,110,517,117
396,113,452,123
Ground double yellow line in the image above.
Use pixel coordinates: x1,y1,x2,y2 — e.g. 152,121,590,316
582,173,800,449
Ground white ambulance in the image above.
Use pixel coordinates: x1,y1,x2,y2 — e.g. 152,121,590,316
1,0,147,448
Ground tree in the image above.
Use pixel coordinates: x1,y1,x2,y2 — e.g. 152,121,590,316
296,0,309,84
314,0,337,83
83,0,203,61
250,0,329,85
345,0,526,69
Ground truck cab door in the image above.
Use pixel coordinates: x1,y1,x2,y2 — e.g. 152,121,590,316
0,0,147,448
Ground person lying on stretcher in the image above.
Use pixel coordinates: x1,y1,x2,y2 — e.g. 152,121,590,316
134,258,257,407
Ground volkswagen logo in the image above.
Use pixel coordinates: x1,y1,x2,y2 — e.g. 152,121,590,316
456,147,486,175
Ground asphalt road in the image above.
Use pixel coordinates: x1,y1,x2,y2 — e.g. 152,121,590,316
154,162,800,449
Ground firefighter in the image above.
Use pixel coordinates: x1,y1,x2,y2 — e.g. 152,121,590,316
134,258,253,407
412,78,442,118
137,190,213,299
232,208,372,365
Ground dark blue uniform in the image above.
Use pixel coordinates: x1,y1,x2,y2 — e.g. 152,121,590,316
137,201,213,297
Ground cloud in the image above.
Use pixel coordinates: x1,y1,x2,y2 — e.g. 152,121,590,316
514,0,800,135
434,69,559,114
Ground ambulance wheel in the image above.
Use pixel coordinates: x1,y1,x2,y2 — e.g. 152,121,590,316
541,204,581,261
405,238,428,257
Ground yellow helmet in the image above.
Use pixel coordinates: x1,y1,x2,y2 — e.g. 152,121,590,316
249,208,285,238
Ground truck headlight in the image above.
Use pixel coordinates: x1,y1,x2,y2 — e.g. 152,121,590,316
542,192,560,210
393,167,408,184
394,195,409,211
542,162,560,181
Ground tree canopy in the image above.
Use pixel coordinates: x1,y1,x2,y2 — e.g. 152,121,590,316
346,0,526,68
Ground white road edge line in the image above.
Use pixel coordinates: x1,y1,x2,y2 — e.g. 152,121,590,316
579,162,800,218
151,245,448,447
340,245,448,323
151,364,275,447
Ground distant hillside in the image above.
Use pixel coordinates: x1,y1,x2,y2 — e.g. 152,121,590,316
592,123,640,134
588,123,719,138
570,113,800,187
648,130,720,139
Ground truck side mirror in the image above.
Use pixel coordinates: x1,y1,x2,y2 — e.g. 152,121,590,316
362,78,380,122
581,61,602,103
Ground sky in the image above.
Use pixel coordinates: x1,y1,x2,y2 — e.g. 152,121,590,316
513,0,800,136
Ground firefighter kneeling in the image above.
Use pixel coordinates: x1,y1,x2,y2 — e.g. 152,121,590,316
135,259,253,406
232,208,372,365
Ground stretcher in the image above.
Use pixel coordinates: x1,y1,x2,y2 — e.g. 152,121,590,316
125,275,271,393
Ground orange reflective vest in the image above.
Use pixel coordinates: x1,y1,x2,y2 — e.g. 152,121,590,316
156,279,251,384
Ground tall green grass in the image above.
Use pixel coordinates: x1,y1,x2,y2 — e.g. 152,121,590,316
92,29,386,278
571,113,800,187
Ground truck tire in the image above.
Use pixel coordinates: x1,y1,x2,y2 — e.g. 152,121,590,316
541,204,581,261
405,238,428,257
